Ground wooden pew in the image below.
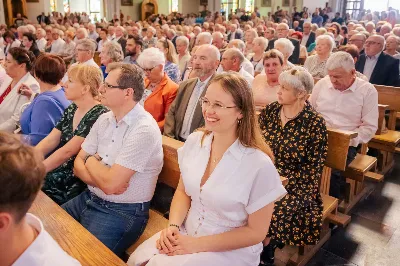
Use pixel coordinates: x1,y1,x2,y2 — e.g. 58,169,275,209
29,192,127,266
94,51,101,67
285,129,352,266
369,85,400,174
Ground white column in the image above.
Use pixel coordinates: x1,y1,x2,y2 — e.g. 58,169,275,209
0,0,5,24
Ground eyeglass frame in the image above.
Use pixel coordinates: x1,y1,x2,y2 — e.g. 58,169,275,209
199,97,237,110
365,41,382,46
102,81,131,90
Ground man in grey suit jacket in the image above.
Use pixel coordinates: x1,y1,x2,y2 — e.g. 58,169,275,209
164,44,220,141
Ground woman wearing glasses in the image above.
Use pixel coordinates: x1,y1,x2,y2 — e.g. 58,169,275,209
128,72,286,266
36,64,108,205
137,47,178,132
258,67,328,265
156,39,181,83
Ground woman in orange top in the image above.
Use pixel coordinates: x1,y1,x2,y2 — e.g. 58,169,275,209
137,47,178,132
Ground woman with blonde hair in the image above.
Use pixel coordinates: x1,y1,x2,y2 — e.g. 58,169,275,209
258,67,327,265
128,72,286,266
36,64,108,205
157,38,181,83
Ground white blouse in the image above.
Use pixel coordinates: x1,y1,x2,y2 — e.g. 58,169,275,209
128,131,286,266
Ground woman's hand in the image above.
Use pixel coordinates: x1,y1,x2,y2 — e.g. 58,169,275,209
18,84,34,99
167,234,199,256
156,226,180,254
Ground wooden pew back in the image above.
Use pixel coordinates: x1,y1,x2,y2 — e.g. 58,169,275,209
374,85,400,130
325,128,358,171
159,136,183,188
94,51,101,67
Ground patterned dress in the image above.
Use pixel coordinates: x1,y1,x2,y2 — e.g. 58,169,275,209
259,101,328,246
165,61,181,84
42,103,109,205
304,55,328,79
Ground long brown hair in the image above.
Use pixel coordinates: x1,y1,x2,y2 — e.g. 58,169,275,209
199,73,274,161
158,38,178,64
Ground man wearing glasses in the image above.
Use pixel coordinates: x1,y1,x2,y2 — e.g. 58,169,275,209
356,35,400,86
348,33,366,55
63,63,163,257
266,23,300,64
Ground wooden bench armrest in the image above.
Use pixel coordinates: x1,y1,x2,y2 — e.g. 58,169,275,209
376,104,389,135
327,127,358,139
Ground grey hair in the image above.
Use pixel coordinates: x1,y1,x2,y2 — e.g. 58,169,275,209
137,47,165,69
224,48,245,64
326,51,355,73
167,29,176,36
37,28,45,37
147,26,156,34
253,37,268,51
230,39,246,52
76,39,96,55
316,35,335,52
107,63,145,102
315,28,327,36
26,24,36,34
277,23,289,30
275,38,295,57
197,32,213,44
176,36,189,47
77,27,88,38
247,29,258,39
103,41,124,62
366,21,375,28
278,66,314,95
212,31,224,40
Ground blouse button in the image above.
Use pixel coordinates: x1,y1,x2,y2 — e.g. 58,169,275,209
112,140,114,143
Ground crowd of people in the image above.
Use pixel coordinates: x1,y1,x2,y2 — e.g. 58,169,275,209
1,4,399,266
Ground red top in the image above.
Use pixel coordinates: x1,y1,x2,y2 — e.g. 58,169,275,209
0,84,12,105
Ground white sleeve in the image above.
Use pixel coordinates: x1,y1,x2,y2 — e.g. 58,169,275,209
245,158,287,214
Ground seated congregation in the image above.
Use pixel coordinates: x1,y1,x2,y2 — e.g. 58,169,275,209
1,5,400,266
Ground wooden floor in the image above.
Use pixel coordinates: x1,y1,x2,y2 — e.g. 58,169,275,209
275,154,400,266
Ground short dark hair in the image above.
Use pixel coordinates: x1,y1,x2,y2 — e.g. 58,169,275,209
107,62,145,102
0,132,45,223
3,30,15,41
128,34,143,48
33,54,66,85
8,47,35,72
100,28,108,35
23,32,37,43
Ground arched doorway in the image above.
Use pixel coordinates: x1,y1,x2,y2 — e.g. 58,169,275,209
3,0,27,26
141,0,158,21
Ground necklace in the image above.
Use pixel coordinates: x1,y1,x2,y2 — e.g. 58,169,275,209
281,106,302,120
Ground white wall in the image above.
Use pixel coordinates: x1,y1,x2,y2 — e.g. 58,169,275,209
70,0,88,13
158,0,170,15
302,0,328,13
27,0,50,23
181,0,201,15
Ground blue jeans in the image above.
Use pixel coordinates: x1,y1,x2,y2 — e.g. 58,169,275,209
62,189,150,257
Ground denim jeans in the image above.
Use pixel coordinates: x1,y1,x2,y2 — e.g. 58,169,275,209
62,189,150,258
330,146,358,199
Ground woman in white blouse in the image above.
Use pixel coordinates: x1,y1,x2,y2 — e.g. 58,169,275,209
250,37,268,76
176,36,191,78
0,47,39,132
128,72,286,266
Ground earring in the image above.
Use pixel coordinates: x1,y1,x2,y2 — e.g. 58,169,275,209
237,119,242,125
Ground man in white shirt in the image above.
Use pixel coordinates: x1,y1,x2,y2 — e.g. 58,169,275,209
310,52,378,199
64,63,163,257
35,28,47,52
97,28,109,52
164,44,220,141
217,39,254,76
300,22,316,49
220,48,254,86
74,27,88,43
50,29,65,55
61,39,99,83
0,132,80,266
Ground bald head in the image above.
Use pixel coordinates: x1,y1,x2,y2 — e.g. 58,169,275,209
221,48,244,72
192,44,220,79
212,32,225,49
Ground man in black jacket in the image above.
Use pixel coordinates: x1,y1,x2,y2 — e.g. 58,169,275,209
301,22,316,49
267,23,300,64
356,35,399,86
36,12,50,25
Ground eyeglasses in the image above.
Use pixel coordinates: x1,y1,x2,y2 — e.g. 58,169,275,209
199,97,236,111
141,66,156,73
102,82,130,90
76,48,89,52
365,41,381,46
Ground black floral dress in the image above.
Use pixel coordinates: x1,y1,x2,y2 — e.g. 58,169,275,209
259,101,328,246
42,103,109,205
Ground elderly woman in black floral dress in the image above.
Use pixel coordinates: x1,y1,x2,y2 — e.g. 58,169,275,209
35,64,108,205
258,66,328,265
